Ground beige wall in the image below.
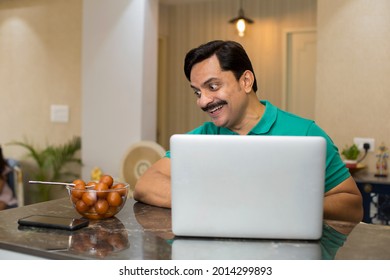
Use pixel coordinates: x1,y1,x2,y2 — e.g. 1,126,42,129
316,0,390,172
0,0,82,203
0,0,82,158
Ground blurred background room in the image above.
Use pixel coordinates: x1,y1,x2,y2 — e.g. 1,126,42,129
1,0,389,205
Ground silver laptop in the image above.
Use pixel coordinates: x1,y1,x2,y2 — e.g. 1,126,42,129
170,134,326,240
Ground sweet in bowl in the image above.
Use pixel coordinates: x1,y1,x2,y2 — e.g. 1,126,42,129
66,175,129,220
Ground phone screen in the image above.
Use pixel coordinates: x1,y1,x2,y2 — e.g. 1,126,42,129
18,215,89,231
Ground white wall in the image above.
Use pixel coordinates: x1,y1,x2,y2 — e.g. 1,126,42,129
82,0,158,180
316,0,390,172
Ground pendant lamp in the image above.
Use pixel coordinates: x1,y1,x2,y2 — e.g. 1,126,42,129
228,0,254,37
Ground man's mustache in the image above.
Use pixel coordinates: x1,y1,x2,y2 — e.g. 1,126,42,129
201,101,227,112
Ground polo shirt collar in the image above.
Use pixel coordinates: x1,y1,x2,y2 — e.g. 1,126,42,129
249,100,277,135
219,100,277,135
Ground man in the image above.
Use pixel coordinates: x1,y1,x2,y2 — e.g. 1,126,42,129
134,40,363,223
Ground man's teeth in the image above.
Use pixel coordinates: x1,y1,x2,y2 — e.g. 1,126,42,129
209,105,223,113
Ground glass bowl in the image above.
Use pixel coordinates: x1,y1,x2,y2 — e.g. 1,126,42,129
66,181,129,220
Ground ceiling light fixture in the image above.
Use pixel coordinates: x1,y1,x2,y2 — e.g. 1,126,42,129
228,0,254,37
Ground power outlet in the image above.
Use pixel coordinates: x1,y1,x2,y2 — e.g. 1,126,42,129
353,137,375,152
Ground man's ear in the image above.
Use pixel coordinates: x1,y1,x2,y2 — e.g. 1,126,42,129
241,70,255,94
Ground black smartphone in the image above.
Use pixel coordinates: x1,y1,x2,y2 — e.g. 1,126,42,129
18,215,89,231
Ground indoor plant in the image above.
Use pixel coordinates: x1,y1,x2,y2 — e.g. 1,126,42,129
8,136,82,202
341,144,360,168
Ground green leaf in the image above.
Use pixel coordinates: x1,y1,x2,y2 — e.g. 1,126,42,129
341,144,360,160
7,136,82,196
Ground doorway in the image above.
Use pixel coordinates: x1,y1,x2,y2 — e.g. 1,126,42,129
283,29,317,120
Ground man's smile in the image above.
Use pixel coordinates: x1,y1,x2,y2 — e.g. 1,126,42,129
202,101,227,115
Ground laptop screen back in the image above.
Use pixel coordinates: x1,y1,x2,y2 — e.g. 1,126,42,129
170,134,326,240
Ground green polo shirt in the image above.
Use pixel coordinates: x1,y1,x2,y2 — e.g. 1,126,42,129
166,100,350,193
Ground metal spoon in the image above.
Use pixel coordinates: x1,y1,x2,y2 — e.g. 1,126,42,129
29,180,75,187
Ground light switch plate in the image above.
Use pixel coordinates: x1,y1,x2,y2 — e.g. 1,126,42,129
50,105,69,123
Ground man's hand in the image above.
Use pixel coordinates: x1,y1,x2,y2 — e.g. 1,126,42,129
133,157,172,208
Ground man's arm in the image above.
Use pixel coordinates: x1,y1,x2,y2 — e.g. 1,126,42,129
324,176,363,223
133,157,172,208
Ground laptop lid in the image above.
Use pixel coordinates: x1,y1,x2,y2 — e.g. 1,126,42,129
170,134,326,240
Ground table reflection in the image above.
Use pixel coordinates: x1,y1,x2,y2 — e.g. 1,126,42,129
133,202,356,260
68,217,129,258
17,217,130,258
171,238,322,260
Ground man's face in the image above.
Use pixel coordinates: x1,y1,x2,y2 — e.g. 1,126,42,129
190,55,248,129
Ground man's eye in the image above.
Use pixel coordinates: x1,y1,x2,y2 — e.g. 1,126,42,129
193,90,201,97
209,84,219,91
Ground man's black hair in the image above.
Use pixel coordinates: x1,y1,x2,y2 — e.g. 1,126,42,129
184,40,258,92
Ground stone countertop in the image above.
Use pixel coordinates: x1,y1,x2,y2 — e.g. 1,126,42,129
0,198,389,260
0,198,173,259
